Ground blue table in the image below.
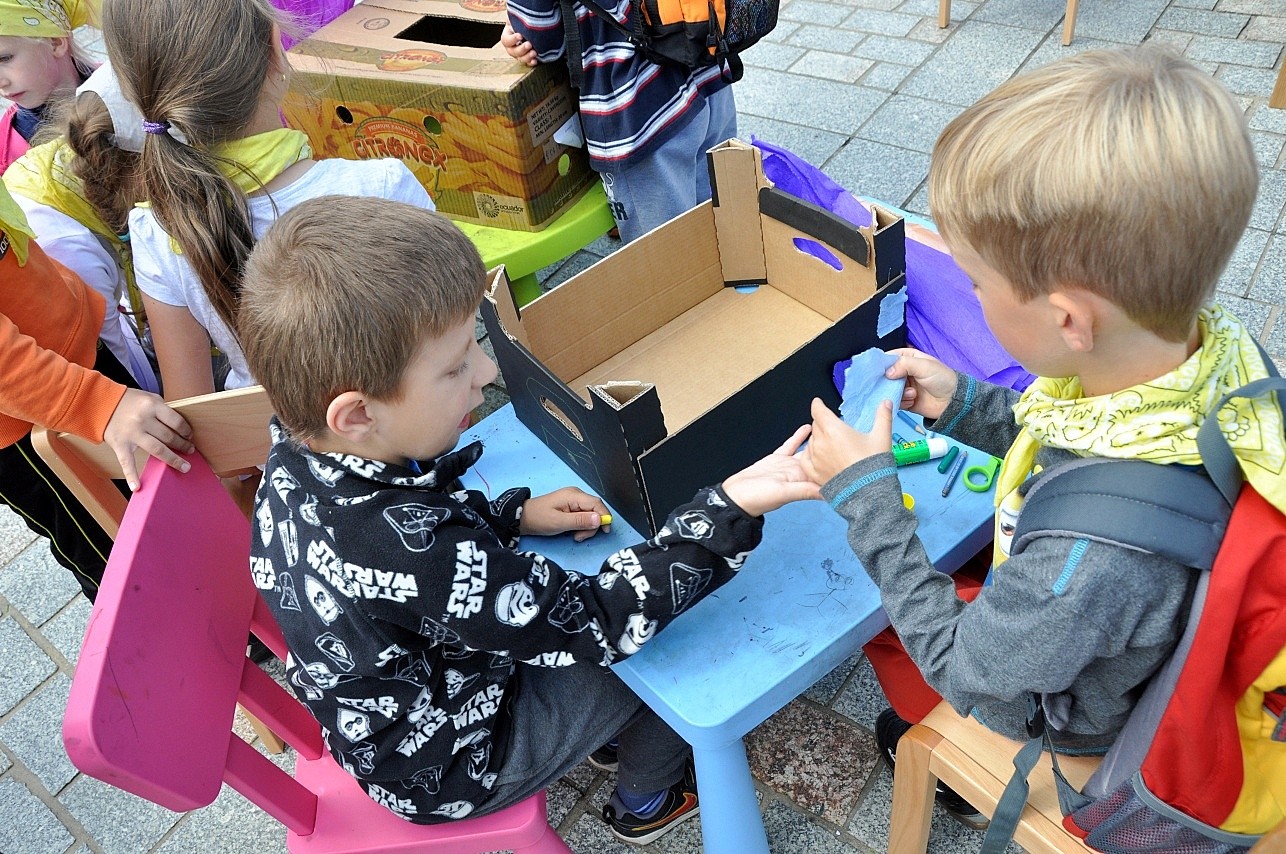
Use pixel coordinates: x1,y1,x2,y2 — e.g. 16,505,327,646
457,405,995,853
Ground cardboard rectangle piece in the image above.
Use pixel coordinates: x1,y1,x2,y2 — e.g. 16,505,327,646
480,139,908,534
282,0,594,230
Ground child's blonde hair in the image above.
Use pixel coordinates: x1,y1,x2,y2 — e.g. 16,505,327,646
239,196,487,442
929,45,1256,342
101,0,283,331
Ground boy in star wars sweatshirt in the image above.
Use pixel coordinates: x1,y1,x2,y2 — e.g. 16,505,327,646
240,195,818,840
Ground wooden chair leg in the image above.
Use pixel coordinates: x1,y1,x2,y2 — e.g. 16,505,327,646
889,725,942,854
1062,0,1080,46
242,706,286,755
938,0,950,29
1271,61,1286,110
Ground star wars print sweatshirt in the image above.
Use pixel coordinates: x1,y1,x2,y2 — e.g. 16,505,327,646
251,418,764,823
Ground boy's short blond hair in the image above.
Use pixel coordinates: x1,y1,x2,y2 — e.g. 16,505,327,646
929,45,1256,342
239,196,486,440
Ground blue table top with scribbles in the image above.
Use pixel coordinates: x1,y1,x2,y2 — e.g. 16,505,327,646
456,403,995,748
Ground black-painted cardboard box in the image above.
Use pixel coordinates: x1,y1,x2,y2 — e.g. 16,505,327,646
480,139,907,534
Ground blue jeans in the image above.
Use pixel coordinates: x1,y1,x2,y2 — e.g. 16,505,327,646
599,86,738,243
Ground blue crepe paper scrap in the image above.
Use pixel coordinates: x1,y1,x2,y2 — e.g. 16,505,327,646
877,286,908,339
837,348,905,433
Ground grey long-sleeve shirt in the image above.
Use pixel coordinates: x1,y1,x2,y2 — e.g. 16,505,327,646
820,375,1196,751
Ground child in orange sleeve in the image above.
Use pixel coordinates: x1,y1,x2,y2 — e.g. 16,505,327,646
0,182,193,599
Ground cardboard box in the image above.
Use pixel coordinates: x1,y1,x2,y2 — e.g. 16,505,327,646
480,140,908,534
282,0,594,231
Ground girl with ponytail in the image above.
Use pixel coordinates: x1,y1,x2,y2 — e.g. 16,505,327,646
104,0,433,400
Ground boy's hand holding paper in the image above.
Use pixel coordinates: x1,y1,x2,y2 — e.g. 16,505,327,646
801,348,902,485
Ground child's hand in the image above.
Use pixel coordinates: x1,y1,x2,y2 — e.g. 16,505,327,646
721,425,822,517
521,487,611,541
885,348,957,420
800,397,893,487
103,389,195,490
502,23,539,66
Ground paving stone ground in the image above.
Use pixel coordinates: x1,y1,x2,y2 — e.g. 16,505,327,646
2,0,1283,850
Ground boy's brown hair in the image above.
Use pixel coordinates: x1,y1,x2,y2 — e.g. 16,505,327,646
239,196,486,440
928,45,1257,342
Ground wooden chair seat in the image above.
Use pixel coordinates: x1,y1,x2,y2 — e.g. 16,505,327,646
890,701,1101,854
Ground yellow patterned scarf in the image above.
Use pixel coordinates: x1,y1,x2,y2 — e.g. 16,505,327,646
993,306,1285,563
3,138,144,332
0,180,34,264
0,0,95,37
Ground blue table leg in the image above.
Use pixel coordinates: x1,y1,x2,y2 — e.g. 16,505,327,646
692,739,769,854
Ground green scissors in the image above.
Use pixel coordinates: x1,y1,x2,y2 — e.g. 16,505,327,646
963,455,1001,493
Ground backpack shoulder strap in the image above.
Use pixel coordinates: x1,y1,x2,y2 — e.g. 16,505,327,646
1197,342,1283,504
1011,458,1230,571
560,0,637,88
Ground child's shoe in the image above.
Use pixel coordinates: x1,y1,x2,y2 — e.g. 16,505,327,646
588,739,619,772
875,707,990,831
602,763,699,845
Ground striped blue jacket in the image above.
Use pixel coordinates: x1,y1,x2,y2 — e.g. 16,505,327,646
506,0,732,170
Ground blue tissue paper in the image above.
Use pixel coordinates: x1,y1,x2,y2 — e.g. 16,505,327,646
837,348,905,433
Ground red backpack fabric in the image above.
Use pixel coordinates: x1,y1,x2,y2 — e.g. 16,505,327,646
982,374,1286,854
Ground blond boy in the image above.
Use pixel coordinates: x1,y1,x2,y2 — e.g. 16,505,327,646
238,196,818,842
800,46,1282,826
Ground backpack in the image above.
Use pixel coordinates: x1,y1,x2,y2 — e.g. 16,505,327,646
558,0,778,87
980,372,1286,854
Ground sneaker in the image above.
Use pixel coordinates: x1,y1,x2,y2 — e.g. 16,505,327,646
588,740,619,772
873,708,990,831
602,763,699,845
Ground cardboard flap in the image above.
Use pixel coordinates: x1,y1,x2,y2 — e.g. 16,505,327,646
870,204,906,292
710,140,768,286
484,267,530,351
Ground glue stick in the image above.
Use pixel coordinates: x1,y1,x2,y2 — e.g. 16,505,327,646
891,437,949,466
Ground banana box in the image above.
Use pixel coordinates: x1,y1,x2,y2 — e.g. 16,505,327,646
283,0,594,231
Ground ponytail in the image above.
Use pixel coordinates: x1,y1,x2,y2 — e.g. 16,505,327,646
102,0,281,332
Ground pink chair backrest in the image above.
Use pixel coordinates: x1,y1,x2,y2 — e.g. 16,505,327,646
63,454,325,832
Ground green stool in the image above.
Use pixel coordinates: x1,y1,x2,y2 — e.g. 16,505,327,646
454,181,615,307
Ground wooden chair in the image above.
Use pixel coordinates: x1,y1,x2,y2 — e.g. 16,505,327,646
939,0,1080,46
889,701,1101,854
31,384,276,539
34,385,284,752
1270,61,1286,111
63,451,572,853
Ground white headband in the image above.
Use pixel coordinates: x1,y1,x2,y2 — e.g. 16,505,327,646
76,62,188,151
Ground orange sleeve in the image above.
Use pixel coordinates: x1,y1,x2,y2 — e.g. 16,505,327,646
0,235,128,446
0,309,127,445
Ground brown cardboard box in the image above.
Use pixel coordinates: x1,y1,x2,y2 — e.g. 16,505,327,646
282,0,594,231
480,140,909,534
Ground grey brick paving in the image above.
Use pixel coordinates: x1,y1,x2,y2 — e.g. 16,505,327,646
4,0,1286,850
0,778,74,854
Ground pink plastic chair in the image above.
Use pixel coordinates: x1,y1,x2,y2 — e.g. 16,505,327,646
63,453,573,853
